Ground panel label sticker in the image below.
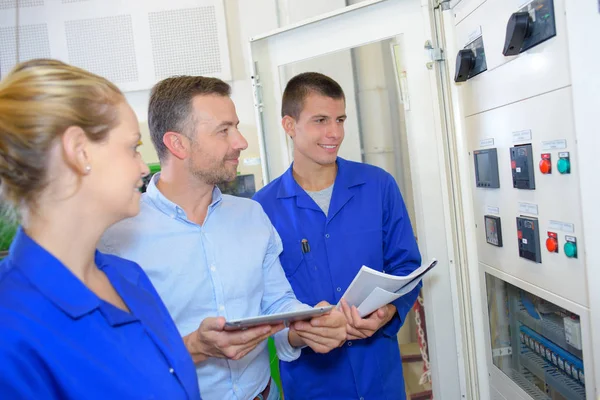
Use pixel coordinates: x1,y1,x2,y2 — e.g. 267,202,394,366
519,202,539,215
513,129,532,142
486,206,500,215
548,220,575,233
542,139,567,150
466,26,483,45
479,138,495,147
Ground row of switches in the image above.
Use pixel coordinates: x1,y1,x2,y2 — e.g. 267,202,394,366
539,152,571,174
545,232,577,258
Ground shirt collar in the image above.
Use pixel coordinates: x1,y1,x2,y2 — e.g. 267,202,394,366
277,157,365,199
7,227,107,319
145,172,223,218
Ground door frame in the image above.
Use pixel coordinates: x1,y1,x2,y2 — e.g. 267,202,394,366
249,0,476,398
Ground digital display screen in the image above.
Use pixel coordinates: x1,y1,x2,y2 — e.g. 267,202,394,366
474,148,499,188
476,152,490,183
484,215,502,247
485,218,498,245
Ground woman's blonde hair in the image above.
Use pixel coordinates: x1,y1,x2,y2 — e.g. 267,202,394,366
0,59,124,210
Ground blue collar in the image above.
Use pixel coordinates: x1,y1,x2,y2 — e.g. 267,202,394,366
276,158,365,199
145,172,223,218
6,228,138,319
276,158,366,221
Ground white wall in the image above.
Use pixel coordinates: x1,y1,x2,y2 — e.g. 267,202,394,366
130,0,281,189
131,0,362,188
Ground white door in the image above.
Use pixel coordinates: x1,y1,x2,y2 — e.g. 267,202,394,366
249,0,474,398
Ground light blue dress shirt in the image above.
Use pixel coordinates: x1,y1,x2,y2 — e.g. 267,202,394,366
100,173,308,400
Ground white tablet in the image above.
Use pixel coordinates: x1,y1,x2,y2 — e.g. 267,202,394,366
223,306,335,331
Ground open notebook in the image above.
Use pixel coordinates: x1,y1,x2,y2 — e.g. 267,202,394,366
339,259,438,317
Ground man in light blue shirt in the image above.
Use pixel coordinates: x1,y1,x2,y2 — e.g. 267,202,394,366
100,76,347,400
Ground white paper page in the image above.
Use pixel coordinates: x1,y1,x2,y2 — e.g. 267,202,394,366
341,259,437,308
356,287,402,317
393,274,423,297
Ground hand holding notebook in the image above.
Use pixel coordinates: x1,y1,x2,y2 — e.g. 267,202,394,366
339,259,438,317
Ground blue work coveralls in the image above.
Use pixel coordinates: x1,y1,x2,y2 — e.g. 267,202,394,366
253,157,422,399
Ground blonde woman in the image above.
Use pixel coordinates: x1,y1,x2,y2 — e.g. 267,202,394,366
0,59,201,399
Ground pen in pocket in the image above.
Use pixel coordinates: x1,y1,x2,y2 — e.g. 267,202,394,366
301,239,310,254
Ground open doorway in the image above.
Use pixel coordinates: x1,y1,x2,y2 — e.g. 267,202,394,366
277,34,432,400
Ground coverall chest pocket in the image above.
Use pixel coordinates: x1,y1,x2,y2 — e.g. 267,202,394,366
280,239,318,305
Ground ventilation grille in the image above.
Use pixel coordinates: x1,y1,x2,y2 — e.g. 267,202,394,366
149,6,222,80
0,0,43,9
0,1,230,89
65,15,138,83
0,24,50,77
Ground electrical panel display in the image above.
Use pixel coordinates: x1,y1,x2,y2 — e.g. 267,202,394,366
511,144,536,190
474,148,500,188
486,275,586,399
503,0,557,56
484,215,503,247
517,216,542,263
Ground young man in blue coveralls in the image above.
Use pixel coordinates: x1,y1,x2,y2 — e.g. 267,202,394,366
253,72,423,399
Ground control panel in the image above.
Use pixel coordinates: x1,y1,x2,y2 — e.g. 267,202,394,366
510,144,536,190
455,0,591,397
486,274,587,400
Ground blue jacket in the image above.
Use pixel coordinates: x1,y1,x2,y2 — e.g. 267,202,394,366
0,228,201,400
253,158,422,400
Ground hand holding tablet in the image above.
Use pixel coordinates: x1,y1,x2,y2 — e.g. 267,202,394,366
223,305,335,331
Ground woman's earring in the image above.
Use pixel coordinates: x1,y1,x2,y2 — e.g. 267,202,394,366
85,165,92,174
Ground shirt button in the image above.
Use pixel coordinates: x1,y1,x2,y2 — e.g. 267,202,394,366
360,397,364,400
325,233,330,238
219,305,225,311
169,368,174,374
336,287,341,292
348,341,352,347
210,265,216,272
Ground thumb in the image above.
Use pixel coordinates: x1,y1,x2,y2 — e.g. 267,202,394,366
201,316,226,332
377,307,387,319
